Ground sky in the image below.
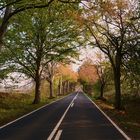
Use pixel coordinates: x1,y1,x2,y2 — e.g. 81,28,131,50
71,47,104,72
0,73,33,92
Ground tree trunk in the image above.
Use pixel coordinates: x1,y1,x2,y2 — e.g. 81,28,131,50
69,83,72,92
33,74,41,104
113,53,122,110
58,83,61,96
49,79,54,98
65,80,69,93
0,7,11,50
58,77,62,96
67,81,70,93
114,68,121,109
100,83,104,98
62,81,66,95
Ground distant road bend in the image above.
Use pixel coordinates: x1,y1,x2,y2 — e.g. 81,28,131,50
0,92,130,140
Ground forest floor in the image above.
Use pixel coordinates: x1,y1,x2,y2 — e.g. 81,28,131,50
0,92,66,127
90,95,140,140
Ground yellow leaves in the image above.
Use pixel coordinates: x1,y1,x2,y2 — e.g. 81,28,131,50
78,59,99,84
100,0,129,18
101,0,115,15
116,0,128,10
70,11,85,27
57,64,78,82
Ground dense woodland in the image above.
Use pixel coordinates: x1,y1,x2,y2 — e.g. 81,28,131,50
0,0,140,111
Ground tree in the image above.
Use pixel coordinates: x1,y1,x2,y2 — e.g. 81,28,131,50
2,2,80,103
44,51,79,98
0,0,81,50
43,61,57,98
94,53,111,99
122,16,140,96
80,0,139,109
78,59,98,94
57,64,78,95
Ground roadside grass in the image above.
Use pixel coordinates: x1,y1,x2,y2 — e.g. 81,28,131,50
89,94,140,140
0,91,66,127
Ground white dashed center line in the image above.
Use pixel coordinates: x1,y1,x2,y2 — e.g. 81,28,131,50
71,102,74,108
47,93,78,140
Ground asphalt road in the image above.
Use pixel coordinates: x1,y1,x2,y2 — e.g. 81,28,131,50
0,92,129,140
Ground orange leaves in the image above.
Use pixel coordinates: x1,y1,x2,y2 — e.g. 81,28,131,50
70,11,85,27
101,0,115,15
100,0,130,19
116,0,128,10
57,64,78,82
78,59,98,84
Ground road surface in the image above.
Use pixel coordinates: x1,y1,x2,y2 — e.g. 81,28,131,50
0,92,129,140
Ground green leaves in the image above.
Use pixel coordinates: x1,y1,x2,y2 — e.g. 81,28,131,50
2,1,80,80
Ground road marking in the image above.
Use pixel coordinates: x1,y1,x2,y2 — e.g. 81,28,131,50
54,130,63,140
84,93,131,140
74,96,77,100
47,93,78,140
71,102,74,108
0,94,73,129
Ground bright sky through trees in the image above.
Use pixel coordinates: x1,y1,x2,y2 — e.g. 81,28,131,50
71,47,105,71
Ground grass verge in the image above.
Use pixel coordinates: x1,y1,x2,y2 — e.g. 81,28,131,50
0,92,67,127
89,95,140,140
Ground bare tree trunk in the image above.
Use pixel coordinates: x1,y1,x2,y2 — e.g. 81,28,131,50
114,67,121,109
100,83,104,98
67,81,70,93
62,81,66,95
113,53,122,110
58,82,61,96
49,79,54,98
69,83,72,92
33,44,42,104
0,7,11,50
65,80,68,93
71,83,75,92
58,77,62,96
62,81,64,95
33,73,41,104
108,50,122,110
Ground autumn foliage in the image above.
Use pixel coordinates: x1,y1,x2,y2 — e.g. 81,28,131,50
78,59,99,94
57,64,78,82
56,64,78,95
78,59,98,84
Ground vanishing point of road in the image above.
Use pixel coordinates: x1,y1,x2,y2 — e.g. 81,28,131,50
0,92,130,140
